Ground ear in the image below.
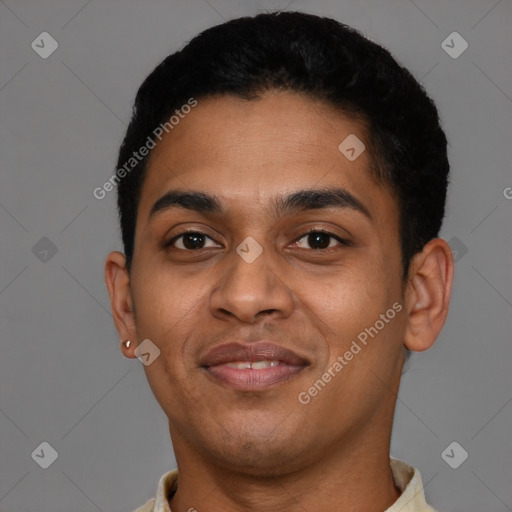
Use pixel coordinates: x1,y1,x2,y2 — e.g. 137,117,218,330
403,238,454,352
104,251,138,359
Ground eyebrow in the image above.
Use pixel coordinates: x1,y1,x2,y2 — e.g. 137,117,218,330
148,186,372,223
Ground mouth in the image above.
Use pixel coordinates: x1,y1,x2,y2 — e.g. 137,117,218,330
200,341,310,391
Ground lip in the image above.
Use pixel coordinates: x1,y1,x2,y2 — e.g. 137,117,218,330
200,341,309,391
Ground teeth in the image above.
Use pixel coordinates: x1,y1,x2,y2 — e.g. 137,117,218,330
226,360,280,369
226,361,252,369
252,360,279,369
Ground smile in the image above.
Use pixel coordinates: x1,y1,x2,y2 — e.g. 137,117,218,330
200,341,309,391
226,360,280,369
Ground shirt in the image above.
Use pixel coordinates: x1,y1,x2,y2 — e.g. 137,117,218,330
133,458,438,512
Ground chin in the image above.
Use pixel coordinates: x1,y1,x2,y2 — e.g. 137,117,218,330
216,448,304,477
204,427,313,477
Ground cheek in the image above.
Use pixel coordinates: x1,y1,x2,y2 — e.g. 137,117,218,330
133,266,204,333
313,259,401,363
131,267,215,376
317,267,383,325
132,270,205,410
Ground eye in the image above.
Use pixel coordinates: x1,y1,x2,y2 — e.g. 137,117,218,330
166,231,219,250
294,230,348,250
165,229,349,252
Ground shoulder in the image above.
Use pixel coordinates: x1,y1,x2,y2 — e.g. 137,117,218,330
388,458,439,512
132,497,156,512
132,469,178,512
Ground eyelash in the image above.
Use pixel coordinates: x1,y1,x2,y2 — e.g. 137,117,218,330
165,229,350,251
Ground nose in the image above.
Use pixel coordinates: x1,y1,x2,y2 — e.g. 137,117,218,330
209,242,294,324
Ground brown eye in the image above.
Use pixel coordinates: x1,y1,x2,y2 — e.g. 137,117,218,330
295,230,347,250
167,231,218,250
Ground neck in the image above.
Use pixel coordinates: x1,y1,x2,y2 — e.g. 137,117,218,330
168,424,401,512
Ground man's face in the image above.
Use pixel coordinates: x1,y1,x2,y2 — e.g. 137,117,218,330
129,90,407,474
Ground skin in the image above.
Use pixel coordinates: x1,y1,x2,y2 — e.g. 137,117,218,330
105,90,454,512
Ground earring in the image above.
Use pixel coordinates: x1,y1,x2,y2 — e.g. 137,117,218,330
122,340,131,349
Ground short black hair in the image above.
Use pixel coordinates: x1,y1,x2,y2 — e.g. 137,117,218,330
115,11,449,279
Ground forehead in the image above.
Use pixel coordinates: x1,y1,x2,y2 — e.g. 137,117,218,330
137,91,396,228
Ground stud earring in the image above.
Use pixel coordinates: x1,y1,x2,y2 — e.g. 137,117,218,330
122,340,131,349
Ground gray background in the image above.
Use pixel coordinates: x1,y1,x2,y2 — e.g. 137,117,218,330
0,0,511,511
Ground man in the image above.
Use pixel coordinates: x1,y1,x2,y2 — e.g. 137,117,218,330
104,11,453,512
